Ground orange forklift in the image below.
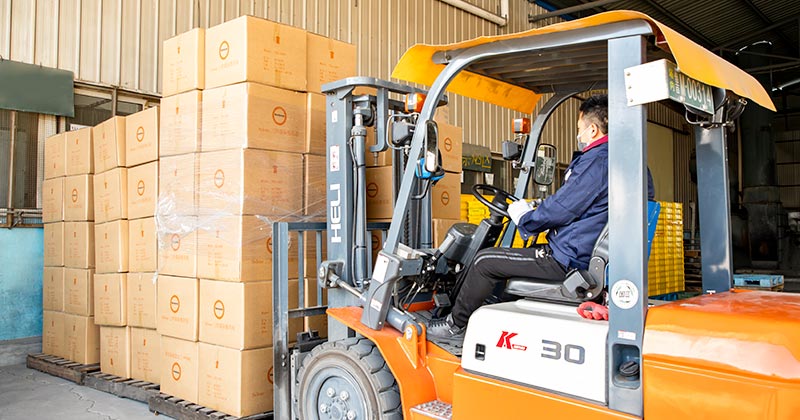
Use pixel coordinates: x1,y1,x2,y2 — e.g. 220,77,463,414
270,10,799,420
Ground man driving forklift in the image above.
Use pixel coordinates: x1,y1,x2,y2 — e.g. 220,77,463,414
428,94,655,341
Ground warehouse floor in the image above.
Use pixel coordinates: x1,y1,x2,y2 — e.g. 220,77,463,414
0,364,164,420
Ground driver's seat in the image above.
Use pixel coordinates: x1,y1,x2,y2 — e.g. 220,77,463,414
504,201,661,303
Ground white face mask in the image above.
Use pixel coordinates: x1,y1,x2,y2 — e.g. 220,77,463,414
576,126,591,151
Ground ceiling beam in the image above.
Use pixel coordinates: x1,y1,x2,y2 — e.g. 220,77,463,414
738,0,797,54
638,0,716,47
715,12,800,51
528,0,626,23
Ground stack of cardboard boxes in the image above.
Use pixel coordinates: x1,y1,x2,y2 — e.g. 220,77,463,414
154,16,356,417
42,126,102,365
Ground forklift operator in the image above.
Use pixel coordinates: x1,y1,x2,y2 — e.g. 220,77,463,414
428,94,655,341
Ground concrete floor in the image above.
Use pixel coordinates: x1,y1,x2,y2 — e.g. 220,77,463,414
0,364,168,420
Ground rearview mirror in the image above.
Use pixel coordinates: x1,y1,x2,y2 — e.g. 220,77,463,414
534,144,557,185
424,120,439,173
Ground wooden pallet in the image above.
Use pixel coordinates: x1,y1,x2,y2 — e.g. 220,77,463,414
26,353,100,385
148,393,274,420
82,371,160,403
734,283,785,292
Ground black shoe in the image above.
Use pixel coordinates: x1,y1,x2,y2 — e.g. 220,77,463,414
426,314,465,342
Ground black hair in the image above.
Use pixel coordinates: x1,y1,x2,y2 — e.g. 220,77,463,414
579,94,608,135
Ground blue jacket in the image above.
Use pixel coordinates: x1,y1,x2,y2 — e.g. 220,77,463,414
517,139,655,270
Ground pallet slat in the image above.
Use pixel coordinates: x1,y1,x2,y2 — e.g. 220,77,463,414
148,393,275,420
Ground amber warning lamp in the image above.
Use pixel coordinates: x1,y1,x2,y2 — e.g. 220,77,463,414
513,118,531,134
405,93,427,113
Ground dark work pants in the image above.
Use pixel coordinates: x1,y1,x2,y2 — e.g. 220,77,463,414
451,246,567,327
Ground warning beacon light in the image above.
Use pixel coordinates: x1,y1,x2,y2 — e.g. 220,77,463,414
405,93,427,113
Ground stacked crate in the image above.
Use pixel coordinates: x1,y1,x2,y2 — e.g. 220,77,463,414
42,132,67,359
648,202,685,296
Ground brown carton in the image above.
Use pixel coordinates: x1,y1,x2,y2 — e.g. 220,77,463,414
157,275,199,341
130,327,161,384
160,336,199,403
95,220,130,274
64,222,95,268
42,177,64,223
100,326,131,378
158,153,197,216
160,90,202,157
93,116,126,173
127,272,157,329
365,166,393,219
305,93,326,155
431,173,461,220
204,16,306,91
432,218,461,248
94,273,127,326
198,344,274,417
438,122,463,173
200,83,306,153
64,175,94,221
306,33,357,94
43,267,65,311
65,127,94,176
197,149,303,216
157,216,198,278
64,268,94,316
93,167,128,223
125,106,160,167
196,216,298,282
43,310,66,357
162,28,205,97
44,222,65,267
303,154,326,217
127,162,159,219
63,314,100,364
44,133,67,179
129,217,157,273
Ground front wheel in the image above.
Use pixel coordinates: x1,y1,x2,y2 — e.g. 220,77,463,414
296,338,402,420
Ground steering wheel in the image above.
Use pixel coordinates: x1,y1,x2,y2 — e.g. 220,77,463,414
472,184,520,218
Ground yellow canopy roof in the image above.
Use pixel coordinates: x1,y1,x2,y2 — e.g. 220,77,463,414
391,10,775,113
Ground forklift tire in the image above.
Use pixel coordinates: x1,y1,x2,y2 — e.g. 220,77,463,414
296,337,402,420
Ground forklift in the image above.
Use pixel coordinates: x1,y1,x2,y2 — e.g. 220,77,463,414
271,10,800,420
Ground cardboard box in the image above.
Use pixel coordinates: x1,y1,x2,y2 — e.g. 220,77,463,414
44,133,67,179
64,222,95,268
305,93,326,155
204,16,306,91
306,33,357,94
66,127,94,176
200,83,306,153
95,220,130,274
130,327,161,383
199,280,301,349
303,154,326,217
157,217,198,278
198,344,274,417
93,167,128,223
435,105,450,124
157,275,199,341
431,173,461,220
127,272,157,329
100,326,131,377
43,310,66,357
43,267,65,311
160,90,202,157
42,177,64,223
63,314,100,364
438,122,463,173
196,216,298,282
127,162,159,219
432,218,461,248
158,153,197,216
44,222,65,267
125,106,160,167
93,116,126,173
64,175,94,221
163,28,205,97
129,217,157,272
160,336,199,403
64,268,94,316
94,273,127,326
365,166,393,219
197,149,303,216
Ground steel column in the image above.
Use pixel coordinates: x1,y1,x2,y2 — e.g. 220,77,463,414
606,35,647,417
272,222,291,420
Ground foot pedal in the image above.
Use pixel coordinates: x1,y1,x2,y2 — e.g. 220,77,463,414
411,400,453,420
433,293,451,308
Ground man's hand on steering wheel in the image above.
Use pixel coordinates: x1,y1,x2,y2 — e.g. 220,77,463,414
508,200,533,225
471,184,519,218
